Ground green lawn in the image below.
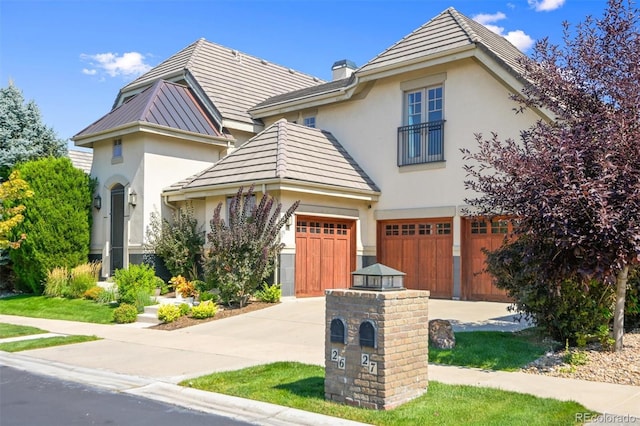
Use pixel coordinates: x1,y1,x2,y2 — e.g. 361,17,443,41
0,335,99,352
181,362,591,426
0,295,114,324
0,323,46,338
429,329,553,371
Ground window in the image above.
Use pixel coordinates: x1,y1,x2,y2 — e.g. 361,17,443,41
112,138,123,162
226,194,256,221
303,116,316,128
398,85,444,166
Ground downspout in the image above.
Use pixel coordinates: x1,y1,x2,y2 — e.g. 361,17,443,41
163,194,177,211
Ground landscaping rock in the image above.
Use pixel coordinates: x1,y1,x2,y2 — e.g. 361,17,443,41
429,319,456,349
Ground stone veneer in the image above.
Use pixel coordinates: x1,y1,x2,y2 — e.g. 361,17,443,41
324,289,429,410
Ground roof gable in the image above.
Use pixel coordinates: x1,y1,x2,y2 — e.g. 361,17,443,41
119,39,325,127
74,80,221,139
176,119,379,193
358,7,524,76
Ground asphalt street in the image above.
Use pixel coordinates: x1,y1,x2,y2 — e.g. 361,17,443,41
0,366,252,426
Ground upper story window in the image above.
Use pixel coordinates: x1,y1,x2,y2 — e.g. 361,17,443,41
303,116,316,128
398,84,445,166
112,138,123,164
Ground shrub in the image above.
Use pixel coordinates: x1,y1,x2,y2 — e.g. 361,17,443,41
96,286,116,304
157,304,181,323
191,300,217,319
199,291,217,303
44,267,69,298
255,283,281,303
114,264,157,305
134,289,154,313
154,276,169,295
113,303,138,324
145,204,204,280
204,185,298,307
486,238,615,343
67,262,100,298
9,157,93,294
83,286,105,301
178,302,191,316
170,275,197,298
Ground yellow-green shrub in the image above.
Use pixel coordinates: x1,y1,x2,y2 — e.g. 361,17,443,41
83,286,105,301
157,304,181,323
113,303,138,324
44,267,69,297
191,300,217,319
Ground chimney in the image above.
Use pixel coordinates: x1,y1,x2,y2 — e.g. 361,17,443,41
331,59,357,81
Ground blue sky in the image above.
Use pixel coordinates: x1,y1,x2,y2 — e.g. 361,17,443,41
1,0,608,149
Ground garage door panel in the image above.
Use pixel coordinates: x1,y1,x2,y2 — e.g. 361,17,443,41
379,219,453,298
295,217,354,297
462,219,511,302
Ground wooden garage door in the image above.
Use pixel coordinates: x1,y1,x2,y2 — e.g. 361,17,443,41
295,217,355,297
378,218,453,298
461,219,511,302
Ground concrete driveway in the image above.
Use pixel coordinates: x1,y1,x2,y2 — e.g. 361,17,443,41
0,297,526,383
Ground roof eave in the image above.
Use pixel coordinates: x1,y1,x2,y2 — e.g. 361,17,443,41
72,121,231,147
356,44,476,82
164,177,380,202
250,83,357,118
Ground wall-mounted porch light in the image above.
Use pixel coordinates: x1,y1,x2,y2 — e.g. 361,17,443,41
93,194,102,210
128,190,137,207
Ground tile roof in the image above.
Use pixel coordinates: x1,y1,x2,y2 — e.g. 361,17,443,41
251,76,354,111
174,119,379,193
358,7,525,75
74,80,221,139
68,149,93,173
120,39,325,126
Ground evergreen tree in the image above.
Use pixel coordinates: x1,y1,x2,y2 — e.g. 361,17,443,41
10,157,93,293
0,82,67,177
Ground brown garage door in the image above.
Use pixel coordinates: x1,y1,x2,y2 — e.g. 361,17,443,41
295,216,355,297
461,218,511,302
378,218,453,298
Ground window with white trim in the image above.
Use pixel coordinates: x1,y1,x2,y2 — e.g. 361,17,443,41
303,116,316,128
398,85,444,165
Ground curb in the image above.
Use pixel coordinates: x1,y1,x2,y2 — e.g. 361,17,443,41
0,352,369,426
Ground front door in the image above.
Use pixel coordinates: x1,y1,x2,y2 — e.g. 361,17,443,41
110,184,125,274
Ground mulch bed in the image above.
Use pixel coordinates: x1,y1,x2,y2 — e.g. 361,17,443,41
149,300,277,331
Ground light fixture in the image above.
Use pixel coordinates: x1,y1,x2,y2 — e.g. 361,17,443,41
128,190,137,207
351,263,406,291
93,194,102,210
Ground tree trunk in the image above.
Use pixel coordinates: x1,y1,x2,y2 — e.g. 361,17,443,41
613,265,628,352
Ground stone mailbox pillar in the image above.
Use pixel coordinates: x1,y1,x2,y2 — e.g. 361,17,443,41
324,264,429,410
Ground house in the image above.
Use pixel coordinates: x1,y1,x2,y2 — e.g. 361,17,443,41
73,7,546,301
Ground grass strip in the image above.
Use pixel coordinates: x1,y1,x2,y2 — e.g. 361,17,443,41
0,295,114,324
0,335,99,352
181,361,591,426
0,323,46,339
429,329,553,371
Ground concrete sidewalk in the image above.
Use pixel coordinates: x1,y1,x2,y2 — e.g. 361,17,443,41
1,298,639,424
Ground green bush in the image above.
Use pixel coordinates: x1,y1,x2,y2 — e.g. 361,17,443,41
255,283,281,303
96,286,116,304
199,291,217,303
114,264,157,305
44,267,69,298
178,302,191,316
9,157,94,294
157,304,181,323
191,300,217,319
134,289,154,313
113,303,138,324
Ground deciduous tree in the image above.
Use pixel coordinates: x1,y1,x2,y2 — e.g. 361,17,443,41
463,0,640,351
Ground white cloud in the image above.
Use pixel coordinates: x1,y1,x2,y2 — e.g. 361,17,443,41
80,52,152,78
473,12,507,25
528,0,565,12
472,11,535,52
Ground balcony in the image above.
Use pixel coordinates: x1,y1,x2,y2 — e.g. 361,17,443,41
397,120,445,166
